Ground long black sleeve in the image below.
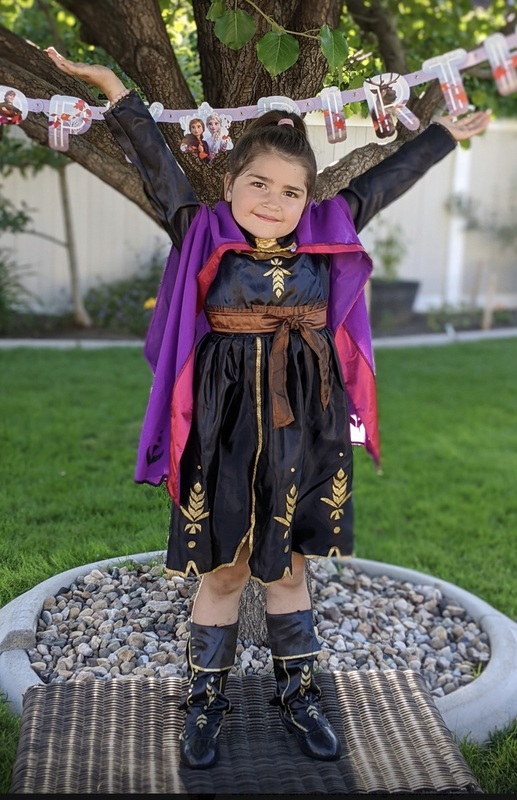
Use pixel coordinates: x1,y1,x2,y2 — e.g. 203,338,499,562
104,91,199,249
341,124,457,233
103,94,457,245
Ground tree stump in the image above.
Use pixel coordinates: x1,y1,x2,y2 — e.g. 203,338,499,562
237,562,314,645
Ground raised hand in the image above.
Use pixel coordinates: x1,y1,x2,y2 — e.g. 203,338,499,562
45,46,126,100
436,109,491,141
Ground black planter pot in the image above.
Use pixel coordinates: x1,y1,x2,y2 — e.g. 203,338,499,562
369,278,420,330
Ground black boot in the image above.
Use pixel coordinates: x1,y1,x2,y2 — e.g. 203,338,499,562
179,620,239,769
266,609,342,761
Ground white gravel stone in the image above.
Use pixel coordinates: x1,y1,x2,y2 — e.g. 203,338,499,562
26,558,491,698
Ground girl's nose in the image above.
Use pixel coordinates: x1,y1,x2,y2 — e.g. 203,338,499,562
263,194,281,209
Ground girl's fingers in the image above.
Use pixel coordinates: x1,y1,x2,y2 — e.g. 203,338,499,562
45,47,72,72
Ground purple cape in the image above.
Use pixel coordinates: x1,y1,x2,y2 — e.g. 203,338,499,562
135,196,378,503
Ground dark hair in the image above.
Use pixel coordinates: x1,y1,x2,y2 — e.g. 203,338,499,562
226,110,317,199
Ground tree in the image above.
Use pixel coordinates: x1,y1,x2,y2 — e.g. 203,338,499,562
0,0,514,639
1,1,514,214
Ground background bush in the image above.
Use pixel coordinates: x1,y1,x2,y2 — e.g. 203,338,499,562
84,253,165,337
0,248,34,335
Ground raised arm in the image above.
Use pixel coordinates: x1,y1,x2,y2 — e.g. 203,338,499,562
342,111,491,233
45,48,199,248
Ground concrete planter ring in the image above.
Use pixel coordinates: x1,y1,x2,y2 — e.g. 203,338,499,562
0,552,516,745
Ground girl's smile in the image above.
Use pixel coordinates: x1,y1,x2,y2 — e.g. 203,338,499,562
224,152,308,240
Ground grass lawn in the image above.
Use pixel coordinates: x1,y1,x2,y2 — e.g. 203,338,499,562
0,339,516,793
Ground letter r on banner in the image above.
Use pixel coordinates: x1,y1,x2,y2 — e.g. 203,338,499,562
363,73,419,142
48,95,93,151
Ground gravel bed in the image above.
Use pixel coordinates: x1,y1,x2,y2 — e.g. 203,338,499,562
27,557,490,699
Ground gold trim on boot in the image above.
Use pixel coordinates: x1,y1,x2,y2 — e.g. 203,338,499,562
267,610,342,761
179,621,238,769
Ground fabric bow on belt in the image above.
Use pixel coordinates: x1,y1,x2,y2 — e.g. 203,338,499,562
205,302,330,428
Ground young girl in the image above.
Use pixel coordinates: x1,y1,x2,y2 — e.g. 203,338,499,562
46,47,490,771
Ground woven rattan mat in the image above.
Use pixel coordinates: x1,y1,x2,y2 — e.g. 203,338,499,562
10,669,481,795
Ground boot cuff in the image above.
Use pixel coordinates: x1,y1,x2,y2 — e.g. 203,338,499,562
266,610,320,657
188,621,239,671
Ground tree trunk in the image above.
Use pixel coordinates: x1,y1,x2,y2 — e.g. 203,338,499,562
57,165,91,327
482,270,497,331
238,578,268,645
238,562,314,645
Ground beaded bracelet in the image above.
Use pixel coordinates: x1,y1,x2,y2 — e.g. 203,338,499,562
107,89,131,110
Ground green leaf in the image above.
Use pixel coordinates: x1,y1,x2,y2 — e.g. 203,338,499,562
213,9,256,50
319,25,349,72
206,0,226,23
256,32,299,78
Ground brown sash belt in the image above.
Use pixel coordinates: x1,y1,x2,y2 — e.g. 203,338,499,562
205,303,330,428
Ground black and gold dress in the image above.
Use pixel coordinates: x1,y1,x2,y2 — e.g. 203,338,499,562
169,235,354,583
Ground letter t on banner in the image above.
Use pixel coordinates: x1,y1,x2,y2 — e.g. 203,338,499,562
48,95,93,151
320,86,347,143
422,49,470,114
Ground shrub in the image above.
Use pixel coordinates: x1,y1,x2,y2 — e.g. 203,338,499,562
0,248,35,335
84,253,165,337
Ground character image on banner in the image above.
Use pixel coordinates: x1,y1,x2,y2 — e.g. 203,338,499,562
179,116,209,161
204,112,234,160
0,88,24,125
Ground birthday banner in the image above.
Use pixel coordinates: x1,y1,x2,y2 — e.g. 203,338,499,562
1,29,516,157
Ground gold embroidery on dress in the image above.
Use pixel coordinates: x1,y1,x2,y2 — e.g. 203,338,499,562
246,337,264,558
180,482,210,534
320,468,352,522
256,237,280,251
263,258,291,298
274,483,298,534
237,238,297,261
255,237,297,255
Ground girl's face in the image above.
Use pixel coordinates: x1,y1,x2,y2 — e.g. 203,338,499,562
190,120,204,137
224,152,308,240
207,117,221,134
